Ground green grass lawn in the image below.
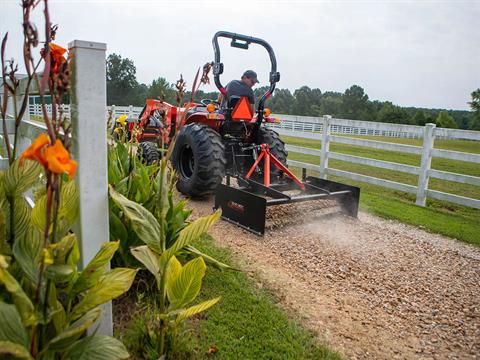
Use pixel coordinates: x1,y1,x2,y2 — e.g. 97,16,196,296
187,236,342,360
121,236,342,360
282,134,480,246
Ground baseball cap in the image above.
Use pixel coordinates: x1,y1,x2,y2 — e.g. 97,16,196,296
242,70,259,83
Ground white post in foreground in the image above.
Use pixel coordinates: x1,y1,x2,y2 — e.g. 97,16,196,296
319,115,331,179
69,40,112,335
416,123,436,206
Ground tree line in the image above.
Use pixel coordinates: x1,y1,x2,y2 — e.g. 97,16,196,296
107,53,480,130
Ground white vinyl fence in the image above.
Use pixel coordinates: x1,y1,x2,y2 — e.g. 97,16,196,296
29,103,478,141
27,102,480,209
275,116,480,209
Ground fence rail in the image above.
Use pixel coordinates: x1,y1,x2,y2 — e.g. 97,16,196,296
26,101,480,209
29,103,480,141
277,117,480,210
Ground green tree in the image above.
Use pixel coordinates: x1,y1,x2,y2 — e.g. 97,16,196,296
106,53,139,106
468,88,480,112
412,110,427,125
312,94,342,117
292,86,322,115
341,85,369,119
377,102,410,124
271,88,295,114
146,77,176,104
436,111,458,128
468,88,480,130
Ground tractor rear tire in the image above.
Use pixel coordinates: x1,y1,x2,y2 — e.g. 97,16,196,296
171,124,226,198
253,127,288,180
138,142,160,165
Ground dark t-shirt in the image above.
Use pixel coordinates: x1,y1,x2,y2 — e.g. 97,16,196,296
225,80,255,104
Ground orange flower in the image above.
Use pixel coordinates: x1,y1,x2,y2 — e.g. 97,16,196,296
20,133,50,166
20,134,77,180
44,140,77,179
49,43,67,74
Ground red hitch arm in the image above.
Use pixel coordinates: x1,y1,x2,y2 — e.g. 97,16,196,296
245,144,305,191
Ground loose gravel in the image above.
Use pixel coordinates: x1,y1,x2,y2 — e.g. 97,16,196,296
189,197,480,360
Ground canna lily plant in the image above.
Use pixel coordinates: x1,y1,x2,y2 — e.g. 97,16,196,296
109,157,222,358
108,130,231,272
1,1,136,359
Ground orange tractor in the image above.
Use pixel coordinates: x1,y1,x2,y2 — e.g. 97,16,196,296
119,31,359,235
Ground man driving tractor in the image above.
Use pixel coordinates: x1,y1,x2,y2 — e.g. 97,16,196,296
219,70,259,112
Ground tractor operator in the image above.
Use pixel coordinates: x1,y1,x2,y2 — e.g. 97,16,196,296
219,70,259,112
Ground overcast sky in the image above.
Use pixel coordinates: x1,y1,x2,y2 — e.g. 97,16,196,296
1,0,479,110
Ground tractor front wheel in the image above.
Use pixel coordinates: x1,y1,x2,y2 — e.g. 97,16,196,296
171,124,226,198
138,141,161,165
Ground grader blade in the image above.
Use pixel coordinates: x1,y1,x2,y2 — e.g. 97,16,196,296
214,176,360,235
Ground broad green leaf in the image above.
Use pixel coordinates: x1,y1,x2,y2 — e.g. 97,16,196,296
0,267,36,326
71,241,119,295
31,192,48,232
58,180,79,227
45,265,74,282
48,308,102,350
3,158,42,196
0,208,8,255
47,285,66,334
175,297,220,324
63,335,129,360
159,210,221,269
130,245,160,282
109,186,161,252
167,257,206,310
0,341,33,360
186,245,233,271
51,233,78,265
165,256,182,293
0,301,28,347
12,229,42,283
109,210,128,244
70,268,137,320
13,198,31,242
31,180,79,235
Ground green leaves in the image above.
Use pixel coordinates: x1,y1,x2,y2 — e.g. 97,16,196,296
12,229,42,283
175,297,220,324
63,335,129,360
70,268,137,320
166,256,206,310
48,308,102,350
159,210,221,268
130,245,160,283
71,241,120,296
0,341,33,359
12,198,32,242
0,262,35,326
3,158,42,196
31,180,79,236
0,301,28,348
109,186,161,253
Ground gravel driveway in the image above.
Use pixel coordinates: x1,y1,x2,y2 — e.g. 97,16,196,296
189,198,480,359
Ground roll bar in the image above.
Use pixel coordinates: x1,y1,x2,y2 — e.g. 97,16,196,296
212,31,280,125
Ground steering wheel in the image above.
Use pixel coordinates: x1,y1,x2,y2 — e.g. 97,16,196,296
200,99,220,107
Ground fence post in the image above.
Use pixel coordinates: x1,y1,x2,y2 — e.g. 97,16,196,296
128,104,133,117
416,123,436,206
319,115,331,179
69,40,112,335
